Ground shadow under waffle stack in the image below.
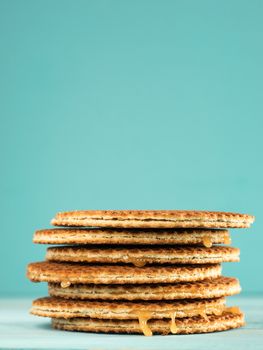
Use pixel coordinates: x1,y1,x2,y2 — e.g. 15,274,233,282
27,209,254,336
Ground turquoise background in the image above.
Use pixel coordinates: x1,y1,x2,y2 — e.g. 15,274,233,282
0,0,262,296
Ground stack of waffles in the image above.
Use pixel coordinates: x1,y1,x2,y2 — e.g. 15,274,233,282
27,210,254,336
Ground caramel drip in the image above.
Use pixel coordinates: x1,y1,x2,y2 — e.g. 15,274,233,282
196,305,225,319
213,309,221,316
130,259,147,267
212,307,224,316
226,306,241,314
60,281,71,288
170,312,178,334
136,311,152,336
202,236,212,248
224,234,231,245
196,307,209,321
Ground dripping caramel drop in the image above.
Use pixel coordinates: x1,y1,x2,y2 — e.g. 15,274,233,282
196,307,209,321
224,234,231,245
60,281,71,288
202,236,212,248
130,259,147,267
212,307,224,316
226,306,241,314
137,311,152,336
170,312,178,334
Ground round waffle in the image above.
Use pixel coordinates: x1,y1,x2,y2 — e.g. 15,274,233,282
46,245,239,265
27,261,221,284
48,276,240,300
52,309,244,336
33,228,230,246
31,296,225,320
51,210,254,229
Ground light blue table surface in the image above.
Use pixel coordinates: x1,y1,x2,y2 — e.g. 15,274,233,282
0,295,262,350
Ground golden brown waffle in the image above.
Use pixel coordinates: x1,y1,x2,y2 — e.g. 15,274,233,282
52,309,244,335
27,261,221,284
46,245,239,265
48,276,240,300
51,210,254,229
31,296,225,319
33,228,230,246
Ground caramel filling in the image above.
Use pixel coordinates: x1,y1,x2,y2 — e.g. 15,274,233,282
213,309,222,316
202,236,212,248
170,312,178,334
224,235,231,245
70,216,251,224
60,281,71,288
196,305,224,319
195,307,210,321
226,306,241,314
130,259,147,267
136,311,152,336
